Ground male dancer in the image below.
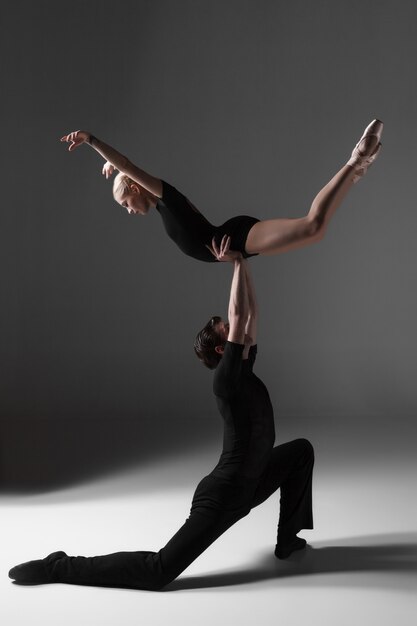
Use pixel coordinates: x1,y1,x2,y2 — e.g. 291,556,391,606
9,238,314,591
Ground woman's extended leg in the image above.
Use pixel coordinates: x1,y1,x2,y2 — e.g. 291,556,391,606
245,120,383,256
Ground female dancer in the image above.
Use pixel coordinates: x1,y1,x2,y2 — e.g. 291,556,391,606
60,120,383,262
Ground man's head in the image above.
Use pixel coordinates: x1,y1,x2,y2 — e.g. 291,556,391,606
194,316,230,369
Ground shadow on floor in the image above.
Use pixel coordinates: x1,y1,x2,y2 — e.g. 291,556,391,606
0,412,218,494
166,532,417,592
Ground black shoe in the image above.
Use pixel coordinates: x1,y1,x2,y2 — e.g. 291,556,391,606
275,537,307,560
9,551,67,584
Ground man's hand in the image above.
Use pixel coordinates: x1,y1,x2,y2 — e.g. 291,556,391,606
60,130,91,152
102,161,116,179
207,235,243,262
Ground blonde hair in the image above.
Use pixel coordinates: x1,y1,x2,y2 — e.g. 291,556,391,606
113,172,135,203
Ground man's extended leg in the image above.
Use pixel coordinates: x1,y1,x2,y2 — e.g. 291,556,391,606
9,479,250,590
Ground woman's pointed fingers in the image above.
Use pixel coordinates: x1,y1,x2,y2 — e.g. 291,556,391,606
211,236,220,255
205,244,216,258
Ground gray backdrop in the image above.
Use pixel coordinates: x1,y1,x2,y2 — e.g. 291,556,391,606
1,0,416,490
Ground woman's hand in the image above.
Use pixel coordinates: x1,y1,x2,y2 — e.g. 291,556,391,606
60,130,91,152
102,161,116,179
207,235,243,262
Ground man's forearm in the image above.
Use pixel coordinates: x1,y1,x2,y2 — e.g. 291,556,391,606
243,259,258,317
227,258,249,344
228,258,249,321
242,260,258,343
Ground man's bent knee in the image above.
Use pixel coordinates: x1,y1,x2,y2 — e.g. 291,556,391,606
296,438,315,461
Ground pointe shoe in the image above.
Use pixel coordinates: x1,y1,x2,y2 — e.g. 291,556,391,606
347,119,383,183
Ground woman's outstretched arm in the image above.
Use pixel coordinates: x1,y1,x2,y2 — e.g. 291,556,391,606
60,130,163,198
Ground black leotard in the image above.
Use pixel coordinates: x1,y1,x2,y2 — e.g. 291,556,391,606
156,181,259,262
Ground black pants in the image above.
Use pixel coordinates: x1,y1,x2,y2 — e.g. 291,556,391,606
45,438,314,590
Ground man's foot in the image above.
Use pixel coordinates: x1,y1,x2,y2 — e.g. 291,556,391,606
275,536,307,560
9,551,67,584
347,119,383,183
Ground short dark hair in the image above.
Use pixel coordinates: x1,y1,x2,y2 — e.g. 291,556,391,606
194,316,224,369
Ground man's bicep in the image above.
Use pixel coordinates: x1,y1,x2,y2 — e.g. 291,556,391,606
228,315,246,344
245,313,257,345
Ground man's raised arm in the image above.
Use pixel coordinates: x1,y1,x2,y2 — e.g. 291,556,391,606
243,260,258,348
208,235,250,347
227,256,249,345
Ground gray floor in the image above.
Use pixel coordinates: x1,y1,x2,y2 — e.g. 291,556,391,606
1,431,416,626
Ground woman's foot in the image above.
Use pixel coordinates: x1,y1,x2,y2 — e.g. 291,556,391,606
275,536,307,559
9,551,67,584
347,119,383,183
